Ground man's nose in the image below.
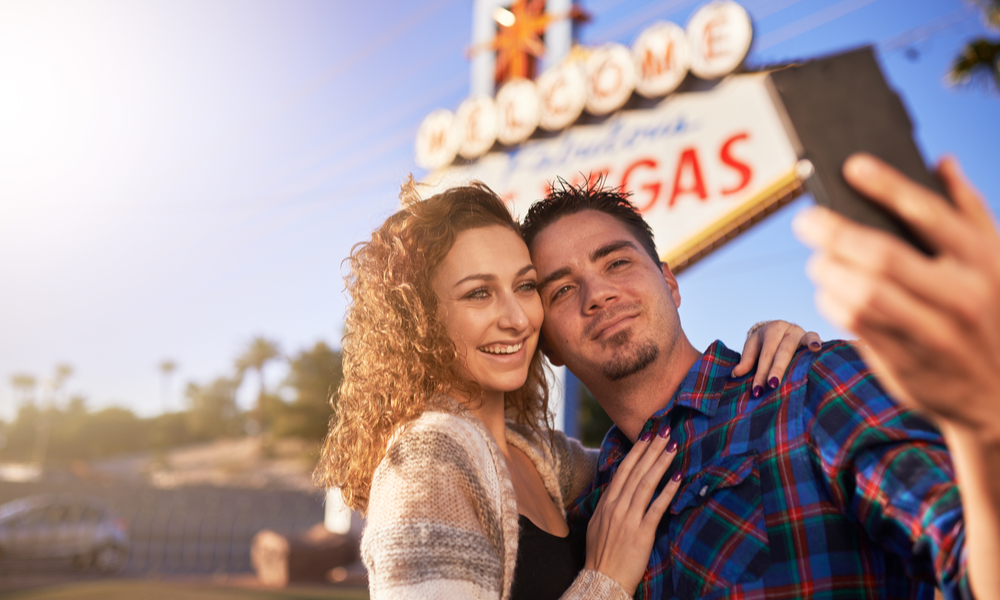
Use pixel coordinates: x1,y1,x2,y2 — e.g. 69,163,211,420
583,277,619,314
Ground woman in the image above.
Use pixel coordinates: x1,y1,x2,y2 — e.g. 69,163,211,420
315,181,818,599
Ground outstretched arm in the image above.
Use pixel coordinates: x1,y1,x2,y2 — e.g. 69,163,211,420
793,152,1000,598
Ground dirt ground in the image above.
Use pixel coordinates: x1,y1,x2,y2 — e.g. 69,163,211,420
87,436,320,491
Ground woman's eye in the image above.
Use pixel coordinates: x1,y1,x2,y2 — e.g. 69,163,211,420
465,287,490,300
517,280,537,293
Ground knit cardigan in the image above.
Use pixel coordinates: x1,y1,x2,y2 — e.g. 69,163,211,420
362,409,631,600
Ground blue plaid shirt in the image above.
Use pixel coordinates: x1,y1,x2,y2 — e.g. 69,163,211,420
568,340,969,600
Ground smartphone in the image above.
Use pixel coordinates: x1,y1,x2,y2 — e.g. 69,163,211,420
766,46,948,255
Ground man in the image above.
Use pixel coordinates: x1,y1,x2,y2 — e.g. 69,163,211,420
520,163,969,599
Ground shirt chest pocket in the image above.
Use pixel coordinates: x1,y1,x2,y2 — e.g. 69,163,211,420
666,453,769,600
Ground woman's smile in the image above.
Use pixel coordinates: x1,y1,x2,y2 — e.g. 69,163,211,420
479,340,524,355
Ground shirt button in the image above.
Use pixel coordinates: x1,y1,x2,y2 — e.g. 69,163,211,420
699,485,709,497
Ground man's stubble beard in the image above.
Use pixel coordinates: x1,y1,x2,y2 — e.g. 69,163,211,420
600,328,659,381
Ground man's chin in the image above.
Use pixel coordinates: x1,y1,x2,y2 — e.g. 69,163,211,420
600,329,631,351
601,341,659,381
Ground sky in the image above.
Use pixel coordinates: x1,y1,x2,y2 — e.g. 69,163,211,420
0,0,997,421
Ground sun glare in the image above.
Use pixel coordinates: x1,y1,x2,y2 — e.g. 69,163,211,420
493,6,516,27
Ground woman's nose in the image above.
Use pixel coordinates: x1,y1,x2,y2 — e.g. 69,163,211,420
497,292,529,331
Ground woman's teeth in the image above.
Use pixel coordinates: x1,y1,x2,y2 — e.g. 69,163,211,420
480,342,522,355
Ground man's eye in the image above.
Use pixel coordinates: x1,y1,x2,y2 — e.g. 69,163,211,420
609,259,629,269
551,284,572,301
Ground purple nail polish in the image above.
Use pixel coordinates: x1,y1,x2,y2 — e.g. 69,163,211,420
658,422,671,438
666,440,678,453
752,385,762,398
768,377,779,389
810,341,821,349
639,430,653,442
672,471,682,482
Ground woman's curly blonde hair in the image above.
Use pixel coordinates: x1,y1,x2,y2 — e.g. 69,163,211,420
314,180,552,513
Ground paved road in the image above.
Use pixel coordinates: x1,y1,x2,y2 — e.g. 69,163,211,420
0,576,369,600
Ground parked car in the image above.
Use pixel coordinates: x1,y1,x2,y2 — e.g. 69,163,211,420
0,494,129,573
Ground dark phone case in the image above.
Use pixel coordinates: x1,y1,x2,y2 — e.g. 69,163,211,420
766,46,947,254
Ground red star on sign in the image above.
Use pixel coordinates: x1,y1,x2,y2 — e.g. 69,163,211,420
470,0,589,87
493,0,549,83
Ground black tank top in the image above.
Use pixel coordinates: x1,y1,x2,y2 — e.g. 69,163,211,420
510,514,586,600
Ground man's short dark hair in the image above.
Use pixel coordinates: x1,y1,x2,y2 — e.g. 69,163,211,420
521,178,661,266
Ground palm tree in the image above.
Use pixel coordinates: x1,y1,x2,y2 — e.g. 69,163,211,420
235,336,281,436
32,363,72,470
51,363,73,407
158,359,178,413
949,0,1000,91
10,373,37,406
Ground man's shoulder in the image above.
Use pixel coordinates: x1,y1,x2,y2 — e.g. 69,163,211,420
693,339,868,394
765,339,880,405
790,338,865,374
712,340,878,429
789,342,937,438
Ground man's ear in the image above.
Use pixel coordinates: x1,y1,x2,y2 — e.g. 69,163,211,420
538,332,564,367
661,262,682,308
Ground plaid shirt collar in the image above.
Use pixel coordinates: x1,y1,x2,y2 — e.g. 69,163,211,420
669,340,737,418
600,340,737,469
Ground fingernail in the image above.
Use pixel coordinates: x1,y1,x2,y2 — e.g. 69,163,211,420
666,440,678,453
810,341,821,350
792,208,817,237
672,471,682,482
658,422,671,438
768,377,779,389
844,153,876,178
752,385,762,398
639,430,653,442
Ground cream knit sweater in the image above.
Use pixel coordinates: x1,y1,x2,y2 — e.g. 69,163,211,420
362,409,631,600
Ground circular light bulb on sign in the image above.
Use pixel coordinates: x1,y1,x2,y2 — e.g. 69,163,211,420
633,22,691,98
455,96,498,159
686,1,752,80
414,109,459,170
537,62,587,131
585,44,637,116
496,79,541,146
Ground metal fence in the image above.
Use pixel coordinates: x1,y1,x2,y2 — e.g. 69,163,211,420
0,479,326,577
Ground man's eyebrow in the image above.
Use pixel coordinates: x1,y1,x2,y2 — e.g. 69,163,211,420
537,242,636,293
537,267,571,293
590,240,637,262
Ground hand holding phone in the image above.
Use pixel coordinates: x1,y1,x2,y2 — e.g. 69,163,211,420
766,46,949,255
